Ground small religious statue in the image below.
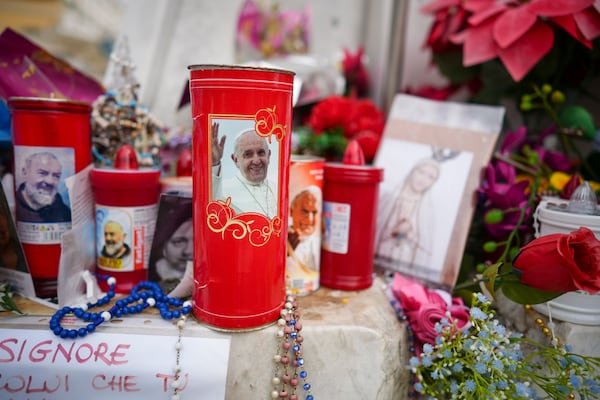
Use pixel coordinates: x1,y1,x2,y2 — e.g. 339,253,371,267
91,36,165,168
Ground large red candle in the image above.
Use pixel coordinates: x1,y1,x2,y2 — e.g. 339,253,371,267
9,97,92,299
188,64,294,330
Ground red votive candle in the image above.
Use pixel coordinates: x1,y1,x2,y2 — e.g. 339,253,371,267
90,148,160,293
320,142,384,290
188,64,294,330
9,97,92,299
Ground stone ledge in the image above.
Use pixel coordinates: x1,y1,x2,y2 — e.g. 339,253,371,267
0,277,410,399
225,279,410,399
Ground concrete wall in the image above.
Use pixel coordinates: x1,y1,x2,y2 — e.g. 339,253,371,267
115,0,403,125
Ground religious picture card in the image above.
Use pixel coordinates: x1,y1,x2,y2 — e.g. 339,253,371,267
0,179,35,299
374,94,505,289
147,193,193,294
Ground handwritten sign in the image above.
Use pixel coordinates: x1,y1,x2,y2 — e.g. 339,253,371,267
0,328,231,399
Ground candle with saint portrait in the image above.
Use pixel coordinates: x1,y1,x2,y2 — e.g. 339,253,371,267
8,97,92,299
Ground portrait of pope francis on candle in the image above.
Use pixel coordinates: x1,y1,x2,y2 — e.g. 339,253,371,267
210,119,280,219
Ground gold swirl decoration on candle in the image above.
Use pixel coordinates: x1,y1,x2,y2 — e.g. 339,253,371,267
255,106,287,141
206,198,282,246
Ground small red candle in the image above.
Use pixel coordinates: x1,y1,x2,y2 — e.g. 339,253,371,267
90,145,160,293
320,143,384,290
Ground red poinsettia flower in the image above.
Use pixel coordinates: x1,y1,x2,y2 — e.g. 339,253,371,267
404,83,462,101
529,0,600,44
513,227,600,294
342,47,370,97
420,0,470,52
450,0,600,81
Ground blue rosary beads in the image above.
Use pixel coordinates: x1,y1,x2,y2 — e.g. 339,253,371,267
49,277,192,339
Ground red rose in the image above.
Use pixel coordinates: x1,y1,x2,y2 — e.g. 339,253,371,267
307,96,385,138
513,227,600,294
305,95,386,161
307,96,354,135
345,99,385,138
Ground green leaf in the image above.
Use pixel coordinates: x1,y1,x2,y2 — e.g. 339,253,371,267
329,133,348,155
583,151,600,182
0,284,24,315
501,282,564,304
482,262,501,299
558,105,597,140
313,133,332,153
472,60,518,104
528,44,559,82
453,289,476,307
432,51,479,85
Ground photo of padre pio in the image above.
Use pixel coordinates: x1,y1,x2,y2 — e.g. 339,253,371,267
14,148,73,223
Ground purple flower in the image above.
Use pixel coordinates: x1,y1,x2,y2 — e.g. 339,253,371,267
479,163,532,240
499,126,527,156
533,124,572,172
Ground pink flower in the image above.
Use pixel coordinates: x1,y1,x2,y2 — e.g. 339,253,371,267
404,84,461,101
448,0,600,81
391,273,469,347
420,0,470,52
